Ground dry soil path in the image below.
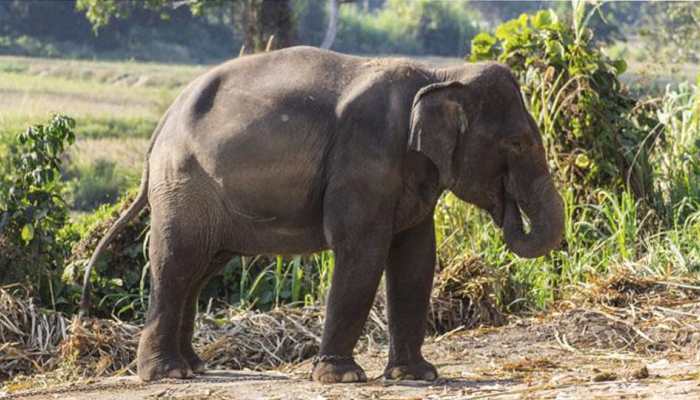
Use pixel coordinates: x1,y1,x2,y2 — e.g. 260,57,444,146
6,317,700,400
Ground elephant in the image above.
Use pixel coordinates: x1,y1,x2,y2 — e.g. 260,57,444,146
80,46,564,383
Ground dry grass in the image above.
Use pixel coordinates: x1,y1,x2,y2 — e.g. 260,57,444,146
0,257,503,384
0,291,389,384
3,266,699,390
550,270,700,356
0,287,69,379
429,257,508,333
68,138,150,172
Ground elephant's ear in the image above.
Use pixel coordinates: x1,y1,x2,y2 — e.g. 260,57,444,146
409,81,469,188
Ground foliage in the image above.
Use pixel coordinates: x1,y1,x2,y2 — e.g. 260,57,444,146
75,0,180,31
639,2,700,63
334,0,479,56
470,3,658,208
0,0,233,63
76,0,295,54
0,35,59,58
451,2,700,309
0,2,698,326
0,115,76,305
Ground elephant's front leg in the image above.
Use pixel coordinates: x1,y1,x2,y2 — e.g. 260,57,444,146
312,197,394,383
384,217,438,381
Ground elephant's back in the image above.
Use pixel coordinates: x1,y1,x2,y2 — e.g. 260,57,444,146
149,47,360,231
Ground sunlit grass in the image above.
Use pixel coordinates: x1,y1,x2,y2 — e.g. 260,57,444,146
0,55,205,88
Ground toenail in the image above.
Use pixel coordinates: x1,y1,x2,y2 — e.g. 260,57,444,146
341,371,357,382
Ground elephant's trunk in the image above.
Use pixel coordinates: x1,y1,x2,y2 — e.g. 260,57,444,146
503,175,564,258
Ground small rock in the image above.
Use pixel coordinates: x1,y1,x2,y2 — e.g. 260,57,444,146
632,365,649,380
592,371,618,382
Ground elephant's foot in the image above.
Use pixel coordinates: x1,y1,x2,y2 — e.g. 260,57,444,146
137,353,194,381
182,347,206,374
311,355,367,384
384,359,438,381
137,334,194,382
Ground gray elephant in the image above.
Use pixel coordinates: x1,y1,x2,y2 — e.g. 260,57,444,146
81,46,564,383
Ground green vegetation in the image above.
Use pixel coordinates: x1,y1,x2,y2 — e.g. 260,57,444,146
458,3,700,308
0,115,76,308
471,5,650,205
335,0,479,55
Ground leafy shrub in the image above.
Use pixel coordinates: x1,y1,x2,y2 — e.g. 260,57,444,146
0,115,76,306
470,4,658,207
0,35,59,57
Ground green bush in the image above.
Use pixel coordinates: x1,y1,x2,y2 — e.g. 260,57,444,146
0,35,60,57
470,4,657,208
0,115,76,307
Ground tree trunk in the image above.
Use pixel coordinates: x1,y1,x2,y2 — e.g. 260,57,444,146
321,0,339,49
239,0,260,54
260,0,294,50
235,0,294,55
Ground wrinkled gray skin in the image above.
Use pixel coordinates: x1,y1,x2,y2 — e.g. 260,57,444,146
81,46,564,383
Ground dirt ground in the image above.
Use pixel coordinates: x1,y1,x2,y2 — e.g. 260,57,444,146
4,308,700,400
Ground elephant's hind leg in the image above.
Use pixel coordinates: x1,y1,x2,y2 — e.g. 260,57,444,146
179,252,233,374
137,204,217,381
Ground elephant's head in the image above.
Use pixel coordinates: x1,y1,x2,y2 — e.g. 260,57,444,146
409,63,564,258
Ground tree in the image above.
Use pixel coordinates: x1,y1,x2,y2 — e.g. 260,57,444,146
321,0,355,49
76,0,295,54
234,0,295,53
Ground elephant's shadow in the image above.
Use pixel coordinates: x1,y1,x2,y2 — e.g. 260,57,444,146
378,377,520,390
195,370,288,382
196,371,518,389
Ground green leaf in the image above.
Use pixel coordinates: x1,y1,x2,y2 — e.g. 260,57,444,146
21,224,34,243
545,40,565,61
612,58,627,75
575,153,591,169
532,10,553,29
472,32,497,48
496,19,520,41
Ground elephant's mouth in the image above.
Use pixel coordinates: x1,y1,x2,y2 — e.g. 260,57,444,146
489,201,505,228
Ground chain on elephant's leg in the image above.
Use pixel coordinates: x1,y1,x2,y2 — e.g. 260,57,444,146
312,233,392,383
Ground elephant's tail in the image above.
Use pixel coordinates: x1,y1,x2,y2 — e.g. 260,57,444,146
78,164,149,317
79,106,171,317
